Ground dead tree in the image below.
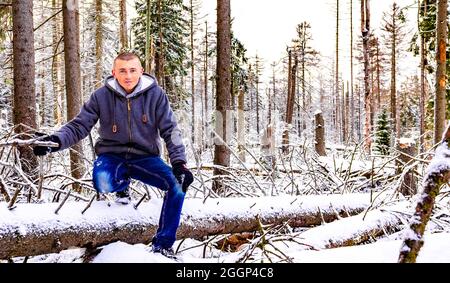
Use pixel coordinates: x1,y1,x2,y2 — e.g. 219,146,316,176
395,139,418,196
315,112,327,156
282,49,298,153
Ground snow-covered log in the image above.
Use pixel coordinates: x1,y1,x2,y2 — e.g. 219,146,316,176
298,206,405,249
398,125,450,263
0,193,372,259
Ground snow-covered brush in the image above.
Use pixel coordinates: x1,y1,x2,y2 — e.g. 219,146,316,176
235,218,295,263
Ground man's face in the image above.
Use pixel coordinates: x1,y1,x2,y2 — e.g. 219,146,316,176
112,58,144,93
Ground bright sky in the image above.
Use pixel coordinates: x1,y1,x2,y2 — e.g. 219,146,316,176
200,0,419,84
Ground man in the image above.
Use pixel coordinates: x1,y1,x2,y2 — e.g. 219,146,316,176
33,52,193,258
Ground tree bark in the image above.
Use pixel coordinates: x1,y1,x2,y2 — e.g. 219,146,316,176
52,0,63,126
315,112,327,156
361,0,372,153
335,0,340,143
213,0,232,193
419,0,427,153
395,139,418,196
119,0,128,51
283,50,297,153
94,0,103,89
145,0,152,73
12,0,38,175
433,0,448,145
389,4,398,139
350,0,354,141
204,21,209,149
237,88,245,161
0,194,371,259
190,0,195,145
63,0,85,192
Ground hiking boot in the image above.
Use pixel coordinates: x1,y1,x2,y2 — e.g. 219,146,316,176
152,246,177,259
115,189,131,205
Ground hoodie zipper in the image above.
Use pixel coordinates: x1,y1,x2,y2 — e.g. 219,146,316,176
127,98,132,153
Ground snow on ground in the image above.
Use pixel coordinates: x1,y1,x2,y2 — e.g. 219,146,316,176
291,232,450,263
21,232,450,263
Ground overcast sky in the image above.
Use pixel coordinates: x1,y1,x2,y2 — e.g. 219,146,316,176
200,0,419,84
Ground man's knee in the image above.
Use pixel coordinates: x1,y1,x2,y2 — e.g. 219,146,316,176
93,170,115,194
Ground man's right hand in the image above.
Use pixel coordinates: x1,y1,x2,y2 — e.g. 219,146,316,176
32,133,61,156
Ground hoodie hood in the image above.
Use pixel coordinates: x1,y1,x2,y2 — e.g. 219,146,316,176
105,73,156,98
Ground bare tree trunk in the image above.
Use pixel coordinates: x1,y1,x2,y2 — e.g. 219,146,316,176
12,0,38,176
389,6,399,139
357,83,362,142
213,0,231,193
52,0,63,126
145,0,152,73
261,88,275,175
237,89,245,161
335,0,341,143
204,21,209,149
342,82,347,143
119,0,128,51
301,48,306,134
361,0,372,153
283,50,298,153
63,0,85,193
376,38,381,108
190,0,196,145
39,1,46,126
350,0,354,141
419,0,427,152
433,0,448,145
395,140,418,196
315,112,326,156
94,0,103,89
155,0,165,88
255,55,260,135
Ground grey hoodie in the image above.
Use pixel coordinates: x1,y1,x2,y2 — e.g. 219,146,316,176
54,73,186,164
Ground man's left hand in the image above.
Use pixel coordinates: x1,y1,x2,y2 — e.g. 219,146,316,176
172,162,193,193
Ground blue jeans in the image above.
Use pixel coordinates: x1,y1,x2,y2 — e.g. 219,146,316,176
92,153,185,249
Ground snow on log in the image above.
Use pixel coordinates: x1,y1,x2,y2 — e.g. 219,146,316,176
398,125,450,263
0,193,372,259
297,205,405,249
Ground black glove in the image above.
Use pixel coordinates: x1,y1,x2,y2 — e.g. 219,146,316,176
32,133,61,156
172,162,193,193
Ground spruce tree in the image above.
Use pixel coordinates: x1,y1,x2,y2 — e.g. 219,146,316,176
131,0,189,86
374,108,391,155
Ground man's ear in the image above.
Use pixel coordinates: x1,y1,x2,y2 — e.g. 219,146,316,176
112,69,116,77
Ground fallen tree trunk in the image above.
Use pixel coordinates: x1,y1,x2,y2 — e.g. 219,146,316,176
297,205,405,249
0,193,371,259
398,125,450,263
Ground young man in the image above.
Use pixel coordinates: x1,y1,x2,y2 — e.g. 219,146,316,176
33,52,193,257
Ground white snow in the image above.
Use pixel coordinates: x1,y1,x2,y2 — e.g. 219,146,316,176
17,231,450,263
